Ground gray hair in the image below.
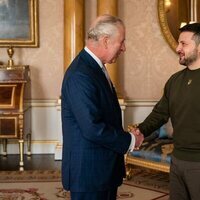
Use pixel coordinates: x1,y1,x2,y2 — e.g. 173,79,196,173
87,14,124,41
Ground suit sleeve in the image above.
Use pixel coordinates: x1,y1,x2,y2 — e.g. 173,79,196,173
63,72,131,154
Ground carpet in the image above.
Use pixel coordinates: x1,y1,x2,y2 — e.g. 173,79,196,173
0,169,169,200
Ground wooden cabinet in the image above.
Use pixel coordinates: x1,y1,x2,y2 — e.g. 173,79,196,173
0,65,31,168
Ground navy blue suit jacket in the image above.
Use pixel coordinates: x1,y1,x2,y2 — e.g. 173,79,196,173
61,49,131,192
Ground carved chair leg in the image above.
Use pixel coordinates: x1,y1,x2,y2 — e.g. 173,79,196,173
19,139,24,167
125,164,134,180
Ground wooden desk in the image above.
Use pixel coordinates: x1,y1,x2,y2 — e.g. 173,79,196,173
0,65,31,168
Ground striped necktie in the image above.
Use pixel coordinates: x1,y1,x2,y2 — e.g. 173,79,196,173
102,65,113,89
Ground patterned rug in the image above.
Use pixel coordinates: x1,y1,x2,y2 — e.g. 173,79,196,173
126,167,169,193
0,168,169,200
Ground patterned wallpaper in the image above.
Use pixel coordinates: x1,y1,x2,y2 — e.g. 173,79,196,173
118,0,182,100
0,0,64,100
0,0,183,100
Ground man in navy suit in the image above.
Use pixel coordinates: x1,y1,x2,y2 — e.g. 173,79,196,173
61,14,144,200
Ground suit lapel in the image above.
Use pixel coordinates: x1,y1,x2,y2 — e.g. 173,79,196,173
79,49,122,123
80,50,114,94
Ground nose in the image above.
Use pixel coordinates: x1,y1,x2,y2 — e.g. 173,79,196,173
176,43,181,53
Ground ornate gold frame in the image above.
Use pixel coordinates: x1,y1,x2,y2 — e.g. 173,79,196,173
125,155,170,180
0,0,39,47
158,0,177,52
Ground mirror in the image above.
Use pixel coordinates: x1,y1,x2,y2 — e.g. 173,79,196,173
158,0,200,52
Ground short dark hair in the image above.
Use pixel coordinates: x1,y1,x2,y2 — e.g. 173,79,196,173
179,23,200,45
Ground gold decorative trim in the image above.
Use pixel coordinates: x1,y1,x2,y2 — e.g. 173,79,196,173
19,83,25,112
158,0,177,52
126,155,170,173
0,0,39,47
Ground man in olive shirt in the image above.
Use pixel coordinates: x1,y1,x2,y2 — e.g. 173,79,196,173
134,23,200,200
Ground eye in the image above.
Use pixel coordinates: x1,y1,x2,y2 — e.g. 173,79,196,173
181,41,188,46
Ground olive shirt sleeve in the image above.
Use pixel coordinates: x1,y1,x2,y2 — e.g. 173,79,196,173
138,76,172,137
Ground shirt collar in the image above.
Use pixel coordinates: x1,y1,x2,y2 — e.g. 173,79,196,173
84,46,104,69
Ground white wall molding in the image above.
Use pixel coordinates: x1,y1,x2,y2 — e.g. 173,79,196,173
1,99,61,156
25,99,59,107
1,99,158,159
0,140,59,155
124,99,158,129
125,99,157,107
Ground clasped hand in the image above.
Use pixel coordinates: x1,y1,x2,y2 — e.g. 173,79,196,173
130,128,144,150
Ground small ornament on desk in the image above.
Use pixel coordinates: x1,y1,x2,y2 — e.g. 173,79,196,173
7,46,14,67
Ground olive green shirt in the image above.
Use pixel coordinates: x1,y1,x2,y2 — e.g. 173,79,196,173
138,67,200,162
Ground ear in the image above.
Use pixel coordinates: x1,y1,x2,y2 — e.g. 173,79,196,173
197,44,200,55
102,36,109,49
198,43,200,52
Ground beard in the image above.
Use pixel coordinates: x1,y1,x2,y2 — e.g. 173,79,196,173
179,48,198,66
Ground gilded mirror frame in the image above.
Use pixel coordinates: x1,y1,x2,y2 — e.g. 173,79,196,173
158,0,178,52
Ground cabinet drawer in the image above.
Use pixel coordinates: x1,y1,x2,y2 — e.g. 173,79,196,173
0,84,16,109
0,117,18,138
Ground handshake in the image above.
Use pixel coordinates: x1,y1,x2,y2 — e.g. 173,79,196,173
130,127,144,150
